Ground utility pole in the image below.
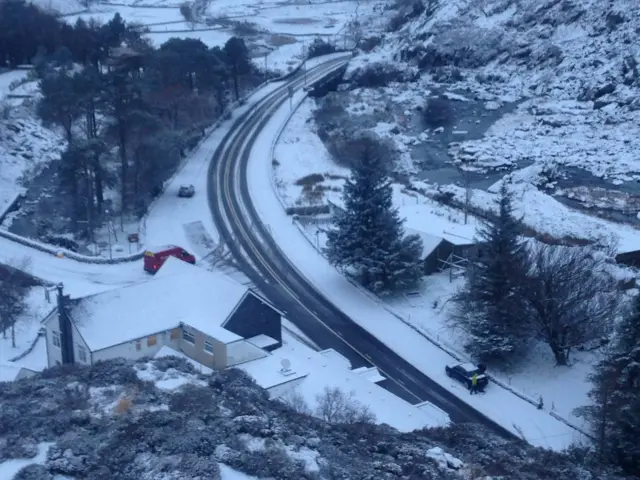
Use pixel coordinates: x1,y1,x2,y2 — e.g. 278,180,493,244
303,42,308,86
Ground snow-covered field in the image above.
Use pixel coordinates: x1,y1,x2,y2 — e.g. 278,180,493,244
31,0,85,14
63,0,375,72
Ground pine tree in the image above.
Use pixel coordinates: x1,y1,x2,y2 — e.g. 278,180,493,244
451,178,530,363
577,295,640,476
325,135,423,295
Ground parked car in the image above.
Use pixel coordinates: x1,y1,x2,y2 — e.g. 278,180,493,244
178,184,195,198
445,362,489,391
143,245,196,273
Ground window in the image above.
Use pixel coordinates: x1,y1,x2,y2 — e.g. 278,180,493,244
183,330,195,344
52,330,61,348
77,345,87,363
204,341,214,355
147,335,157,347
170,328,180,340
136,340,142,351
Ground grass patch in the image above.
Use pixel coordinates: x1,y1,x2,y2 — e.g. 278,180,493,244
269,34,297,47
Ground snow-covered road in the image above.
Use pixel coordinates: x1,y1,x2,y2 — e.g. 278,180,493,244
0,235,147,297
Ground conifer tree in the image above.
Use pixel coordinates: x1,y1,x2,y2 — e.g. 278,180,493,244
450,178,530,363
577,295,640,476
325,135,423,295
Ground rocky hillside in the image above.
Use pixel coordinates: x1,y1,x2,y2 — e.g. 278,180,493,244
0,357,625,479
387,0,638,104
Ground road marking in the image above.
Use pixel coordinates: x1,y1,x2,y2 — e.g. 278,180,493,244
214,59,425,406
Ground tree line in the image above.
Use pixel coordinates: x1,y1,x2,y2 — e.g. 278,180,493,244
1,0,259,242
450,179,638,476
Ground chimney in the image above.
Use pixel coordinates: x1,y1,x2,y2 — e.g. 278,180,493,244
56,283,75,364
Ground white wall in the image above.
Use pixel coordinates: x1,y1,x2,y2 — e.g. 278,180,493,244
44,311,62,368
268,377,306,400
44,312,91,367
92,329,178,363
226,340,268,367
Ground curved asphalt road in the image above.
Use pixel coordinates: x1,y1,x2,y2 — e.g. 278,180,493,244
209,56,517,440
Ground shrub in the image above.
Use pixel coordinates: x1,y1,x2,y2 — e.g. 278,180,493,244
114,397,132,415
0,435,39,462
422,96,454,128
295,173,324,186
233,21,262,36
152,355,197,374
13,464,54,480
359,35,382,53
169,384,215,413
387,0,425,31
315,387,376,424
349,62,416,88
280,389,312,415
307,38,337,59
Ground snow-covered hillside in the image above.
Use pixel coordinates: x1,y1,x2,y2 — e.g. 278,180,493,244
0,357,625,479
0,108,65,221
322,0,640,244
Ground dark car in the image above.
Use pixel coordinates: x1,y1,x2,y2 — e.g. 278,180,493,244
178,184,195,198
445,362,489,391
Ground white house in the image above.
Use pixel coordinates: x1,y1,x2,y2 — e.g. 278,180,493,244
43,257,284,370
234,338,451,432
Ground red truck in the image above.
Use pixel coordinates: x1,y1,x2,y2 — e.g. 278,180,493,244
143,245,196,273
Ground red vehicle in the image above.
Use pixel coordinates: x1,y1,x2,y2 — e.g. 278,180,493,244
143,245,196,273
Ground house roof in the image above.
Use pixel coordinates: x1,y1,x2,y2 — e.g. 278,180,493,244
400,204,477,246
405,228,445,257
235,341,450,432
0,362,27,382
68,258,249,351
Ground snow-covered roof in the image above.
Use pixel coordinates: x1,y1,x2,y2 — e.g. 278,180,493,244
0,363,23,382
247,334,280,349
458,362,479,373
0,362,34,382
69,258,248,351
405,228,444,257
400,203,478,246
236,341,450,432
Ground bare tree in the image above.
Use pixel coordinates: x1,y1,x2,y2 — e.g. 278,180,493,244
0,257,32,348
280,388,311,415
315,386,376,424
179,2,196,30
521,244,621,365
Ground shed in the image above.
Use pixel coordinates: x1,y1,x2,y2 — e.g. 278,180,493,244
405,228,477,276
